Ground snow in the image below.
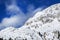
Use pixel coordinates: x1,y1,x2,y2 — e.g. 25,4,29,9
0,3,60,40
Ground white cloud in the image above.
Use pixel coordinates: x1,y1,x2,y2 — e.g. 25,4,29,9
2,15,26,27
26,4,35,18
0,0,27,29
6,3,25,16
26,4,44,18
2,3,27,27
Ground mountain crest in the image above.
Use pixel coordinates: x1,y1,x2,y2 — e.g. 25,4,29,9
0,3,60,40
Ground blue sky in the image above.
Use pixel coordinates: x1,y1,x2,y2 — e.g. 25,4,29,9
0,0,60,30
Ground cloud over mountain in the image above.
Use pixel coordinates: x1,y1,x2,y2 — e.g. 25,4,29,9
0,0,43,29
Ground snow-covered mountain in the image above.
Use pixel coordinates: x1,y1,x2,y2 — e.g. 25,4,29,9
0,3,60,40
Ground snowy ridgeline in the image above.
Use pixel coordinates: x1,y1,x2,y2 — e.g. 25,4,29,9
0,3,60,40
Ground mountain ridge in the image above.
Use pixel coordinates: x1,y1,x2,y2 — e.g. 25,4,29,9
0,3,60,40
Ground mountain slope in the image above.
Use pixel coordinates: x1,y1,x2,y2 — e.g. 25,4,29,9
0,3,60,40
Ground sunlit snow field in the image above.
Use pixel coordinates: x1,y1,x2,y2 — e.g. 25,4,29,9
0,3,60,40
0,0,60,40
